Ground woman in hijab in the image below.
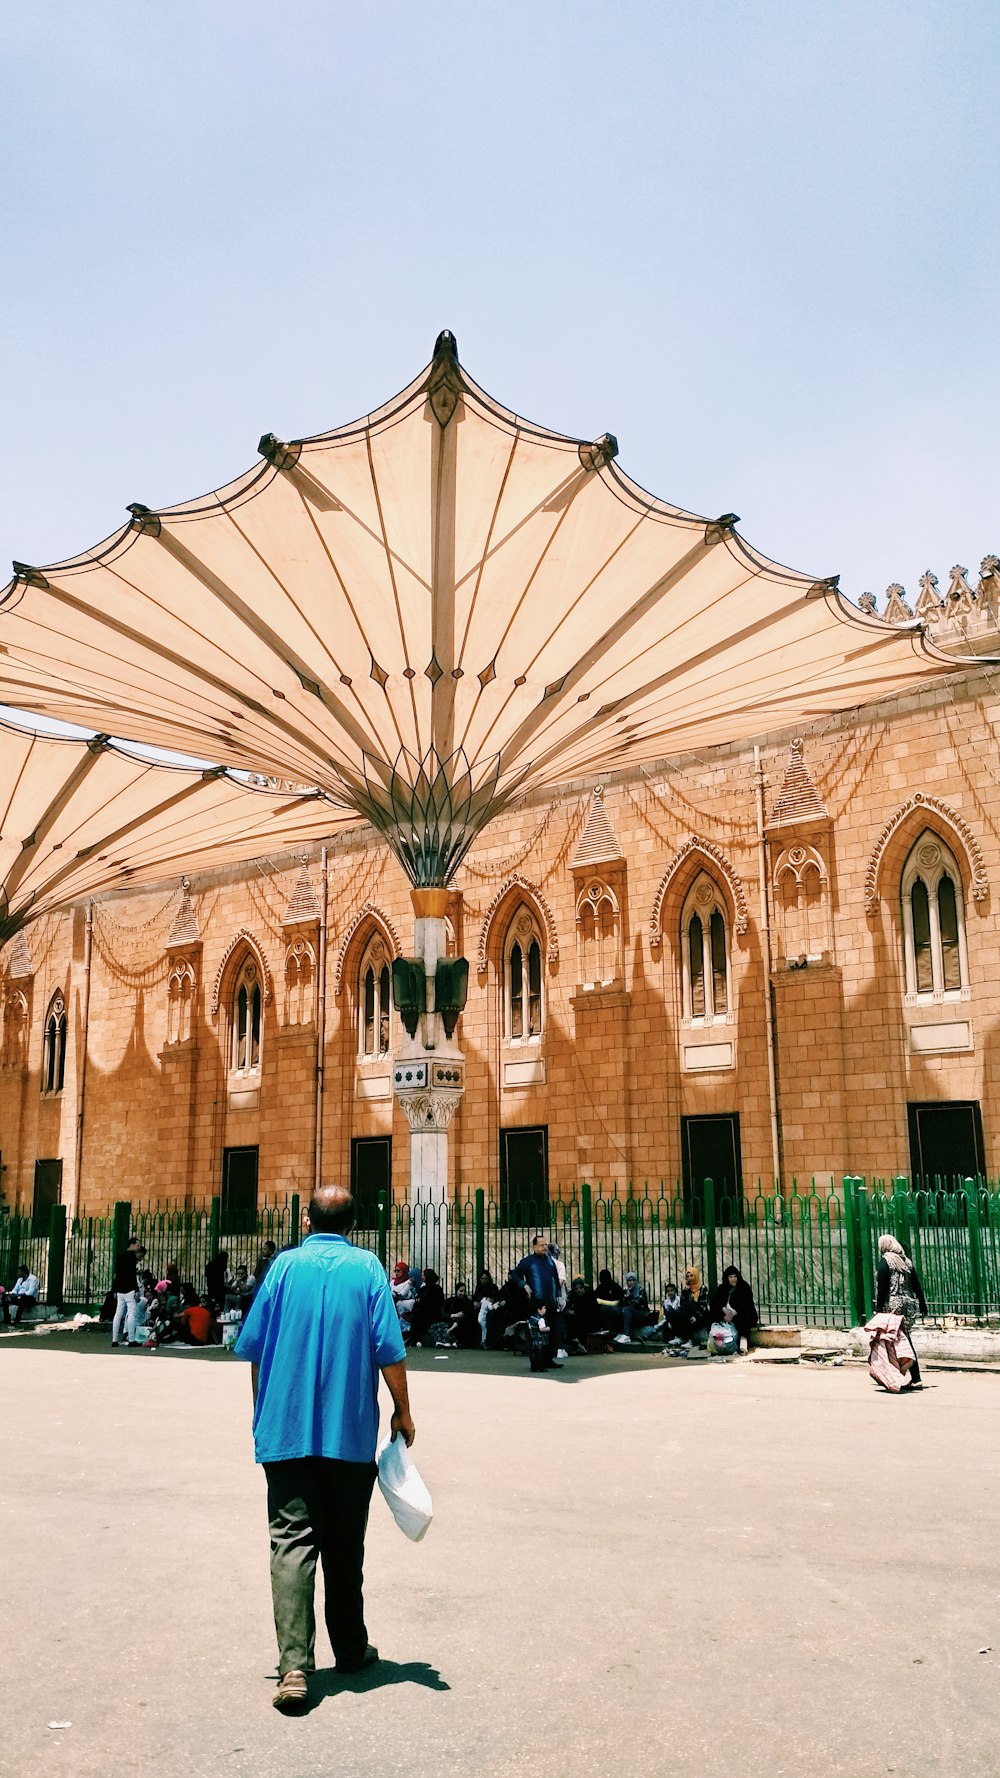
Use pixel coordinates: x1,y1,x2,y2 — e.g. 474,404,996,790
710,1263,759,1355
875,1234,928,1386
407,1267,447,1347
662,1265,710,1350
391,1260,417,1337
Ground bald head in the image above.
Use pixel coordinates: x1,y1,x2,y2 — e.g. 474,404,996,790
306,1184,355,1234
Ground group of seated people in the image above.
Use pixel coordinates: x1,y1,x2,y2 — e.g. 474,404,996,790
389,1252,759,1358
101,1244,277,1348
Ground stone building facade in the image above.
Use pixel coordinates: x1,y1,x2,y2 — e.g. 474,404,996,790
4,578,1000,1221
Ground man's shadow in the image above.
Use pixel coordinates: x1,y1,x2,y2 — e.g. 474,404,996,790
283,1661,450,1712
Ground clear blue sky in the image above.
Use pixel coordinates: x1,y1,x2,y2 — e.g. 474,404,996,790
3,0,997,606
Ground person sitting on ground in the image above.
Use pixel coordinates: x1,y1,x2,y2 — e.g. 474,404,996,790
178,1292,217,1347
612,1272,655,1345
485,1269,531,1349
164,1261,182,1296
662,1266,711,1351
390,1263,418,1340
661,1280,681,1317
442,1282,480,1349
473,1269,500,1347
406,1268,446,1347
1,1265,41,1325
875,1234,928,1388
564,1276,600,1351
710,1263,760,1355
226,1264,256,1312
594,1269,624,1331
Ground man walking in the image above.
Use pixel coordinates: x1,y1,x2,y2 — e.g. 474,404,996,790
235,1184,414,1713
111,1236,146,1347
515,1234,562,1370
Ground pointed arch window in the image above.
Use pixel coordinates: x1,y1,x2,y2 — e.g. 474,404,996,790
230,957,263,1077
358,934,391,1060
901,832,968,999
504,908,544,1041
2,990,28,1071
681,875,731,1023
167,962,195,1046
43,991,67,1093
285,940,316,1027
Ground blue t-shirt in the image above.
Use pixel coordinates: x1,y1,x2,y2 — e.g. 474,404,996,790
234,1234,406,1465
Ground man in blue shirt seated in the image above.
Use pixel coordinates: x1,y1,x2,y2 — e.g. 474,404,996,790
235,1183,414,1714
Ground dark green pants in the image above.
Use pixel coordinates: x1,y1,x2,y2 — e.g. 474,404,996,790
264,1457,377,1676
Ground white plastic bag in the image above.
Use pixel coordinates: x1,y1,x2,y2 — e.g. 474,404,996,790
376,1434,433,1542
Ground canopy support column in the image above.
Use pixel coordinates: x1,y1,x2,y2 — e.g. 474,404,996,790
393,890,465,1274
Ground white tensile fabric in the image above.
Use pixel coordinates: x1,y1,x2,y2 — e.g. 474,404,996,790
0,718,352,936
0,336,962,872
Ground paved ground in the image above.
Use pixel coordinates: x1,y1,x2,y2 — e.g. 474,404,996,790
1,1333,997,1778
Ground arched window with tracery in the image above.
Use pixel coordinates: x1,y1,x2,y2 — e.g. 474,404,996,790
230,956,263,1076
577,881,620,988
901,831,968,998
285,940,316,1027
167,963,195,1045
358,934,391,1060
504,907,544,1041
680,875,731,1023
43,991,67,1093
2,990,28,1071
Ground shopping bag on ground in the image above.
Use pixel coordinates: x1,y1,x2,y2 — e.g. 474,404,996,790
377,1434,433,1542
708,1319,738,1356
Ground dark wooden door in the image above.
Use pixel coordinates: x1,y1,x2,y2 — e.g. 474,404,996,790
681,1114,743,1217
907,1101,985,1186
499,1125,549,1225
32,1158,62,1234
221,1146,259,1234
351,1136,392,1229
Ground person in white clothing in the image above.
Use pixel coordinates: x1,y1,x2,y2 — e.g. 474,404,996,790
2,1266,40,1324
549,1241,570,1359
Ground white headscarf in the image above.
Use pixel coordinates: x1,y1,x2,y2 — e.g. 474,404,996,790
878,1233,912,1275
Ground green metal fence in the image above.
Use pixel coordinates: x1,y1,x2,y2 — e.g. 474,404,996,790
5,1176,1000,1325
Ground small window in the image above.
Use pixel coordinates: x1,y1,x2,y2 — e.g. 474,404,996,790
680,876,731,1022
504,909,545,1041
230,958,263,1076
358,934,391,1059
901,832,968,1000
2,991,28,1070
577,882,621,988
42,992,67,1094
167,964,195,1045
284,940,316,1026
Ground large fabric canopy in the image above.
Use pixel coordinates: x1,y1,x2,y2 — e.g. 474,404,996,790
0,332,966,884
0,717,349,942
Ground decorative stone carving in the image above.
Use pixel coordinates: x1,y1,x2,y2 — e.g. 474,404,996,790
649,838,749,944
395,1089,462,1131
166,960,196,1045
284,937,317,1026
476,875,560,973
210,929,273,1017
858,591,878,615
166,879,201,950
768,738,828,829
282,860,321,927
332,904,401,997
773,842,827,888
883,583,913,624
1,988,28,1071
978,555,1000,619
914,571,942,622
946,564,974,615
865,795,988,912
571,784,623,869
575,878,621,989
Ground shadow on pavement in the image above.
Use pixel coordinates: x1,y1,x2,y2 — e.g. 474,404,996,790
303,1659,450,1710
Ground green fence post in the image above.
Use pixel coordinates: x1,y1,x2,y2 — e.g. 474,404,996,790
111,1200,132,1262
474,1189,486,1287
376,1196,389,1271
703,1178,718,1296
289,1193,300,1248
856,1182,874,1321
581,1182,594,1288
208,1194,221,1259
47,1203,67,1307
965,1178,985,1318
842,1176,863,1328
